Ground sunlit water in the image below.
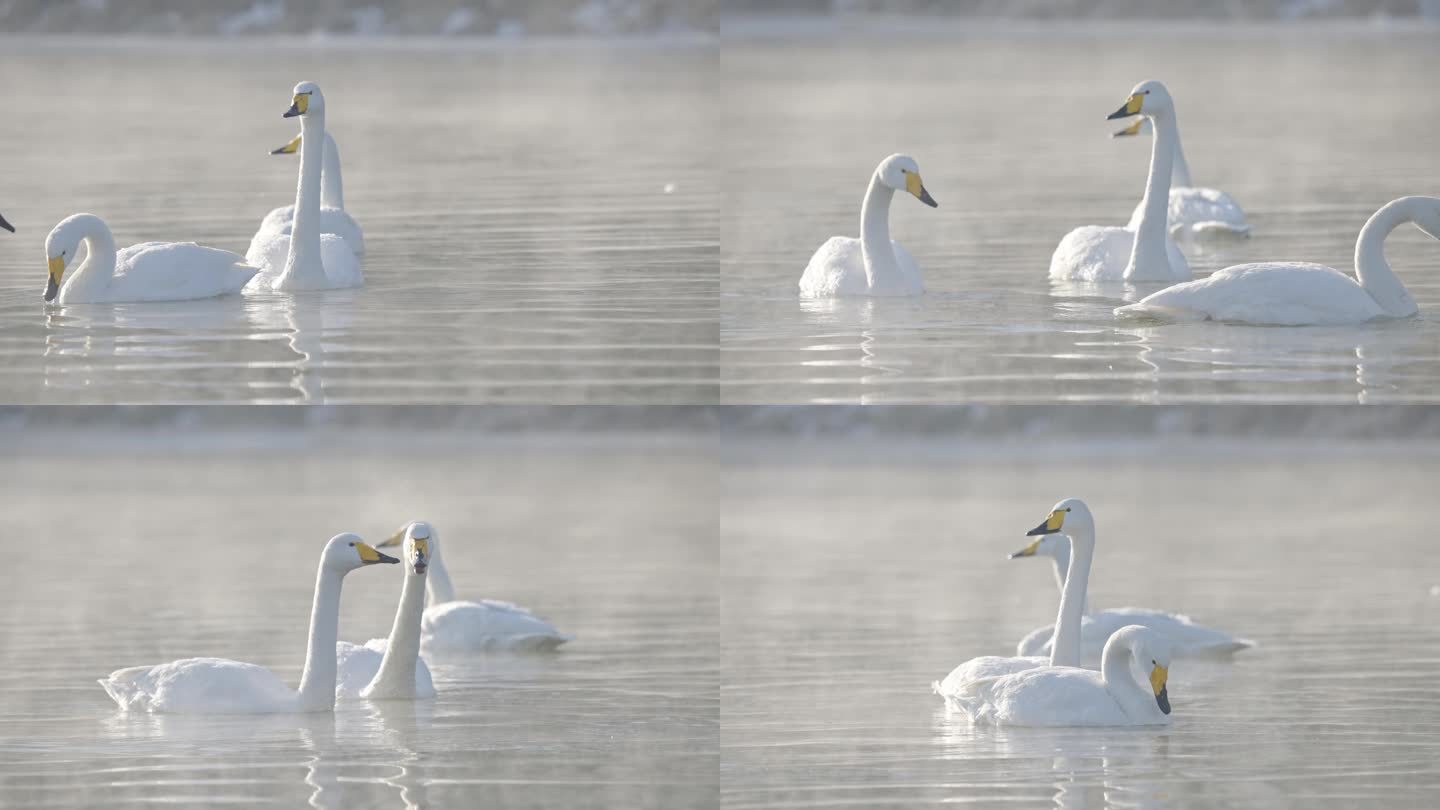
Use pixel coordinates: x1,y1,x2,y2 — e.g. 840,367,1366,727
721,434,1440,808
0,426,717,808
0,37,716,404
721,24,1440,403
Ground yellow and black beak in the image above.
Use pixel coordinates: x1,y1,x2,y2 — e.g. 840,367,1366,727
45,256,65,302
0,211,13,233
1111,118,1145,138
270,134,301,155
1150,664,1171,715
1025,509,1066,537
903,170,938,208
376,525,406,549
412,537,430,575
1107,93,1144,121
356,542,400,566
283,92,311,118
1009,539,1041,559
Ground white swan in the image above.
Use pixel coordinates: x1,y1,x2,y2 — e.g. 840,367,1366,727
98,534,398,713
1113,116,1250,237
947,625,1173,727
934,499,1096,695
798,153,938,297
249,131,365,264
336,522,437,700
1050,81,1190,283
1116,196,1440,325
377,521,572,653
43,213,256,304
246,81,363,292
1010,533,1253,665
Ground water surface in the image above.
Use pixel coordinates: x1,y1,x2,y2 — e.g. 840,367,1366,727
722,24,1440,402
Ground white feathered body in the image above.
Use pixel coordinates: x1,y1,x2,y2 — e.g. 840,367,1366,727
1129,187,1250,237
1116,262,1388,325
334,640,436,699
799,236,923,298
1049,225,1190,283
420,599,573,654
61,242,256,304
98,657,302,714
1016,608,1253,666
949,665,1168,728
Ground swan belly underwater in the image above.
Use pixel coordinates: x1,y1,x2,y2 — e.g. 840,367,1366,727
45,214,256,305
1116,262,1390,325
799,236,923,297
1049,225,1189,283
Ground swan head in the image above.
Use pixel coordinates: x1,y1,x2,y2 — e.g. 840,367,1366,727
1116,626,1173,716
1009,532,1066,560
378,521,435,577
322,532,399,572
283,81,325,119
1024,498,1094,539
1106,80,1173,121
43,214,93,302
876,154,938,208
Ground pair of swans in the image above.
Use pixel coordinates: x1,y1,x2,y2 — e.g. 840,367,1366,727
40,81,363,304
936,499,1236,726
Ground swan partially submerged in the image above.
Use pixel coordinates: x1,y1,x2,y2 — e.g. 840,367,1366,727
250,130,364,264
376,521,572,654
98,534,397,713
1117,196,1440,325
947,625,1174,727
336,522,437,699
1050,81,1190,283
1113,116,1250,238
935,499,1096,696
43,213,255,304
246,81,363,292
799,153,938,297
1010,532,1252,664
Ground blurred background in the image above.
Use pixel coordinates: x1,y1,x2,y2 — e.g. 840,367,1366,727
726,0,1440,21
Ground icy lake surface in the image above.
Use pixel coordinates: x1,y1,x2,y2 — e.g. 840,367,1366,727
0,38,716,404
722,24,1440,403
720,432,1440,808
0,427,716,808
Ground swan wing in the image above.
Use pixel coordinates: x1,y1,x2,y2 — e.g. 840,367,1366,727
799,236,865,297
106,242,256,302
1117,262,1385,325
242,233,362,292
421,599,572,653
99,657,295,714
335,640,383,698
318,233,363,289
252,206,363,258
934,655,1048,697
1128,187,1251,237
1090,608,1254,655
1049,226,1132,282
951,666,1133,727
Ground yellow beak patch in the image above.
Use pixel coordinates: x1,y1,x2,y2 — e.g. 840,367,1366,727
1044,509,1066,532
271,134,301,155
413,537,429,558
1115,118,1144,137
1124,93,1144,115
905,171,924,199
1012,539,1041,557
377,526,405,548
355,542,385,563
1149,663,1168,695
48,255,65,285
292,93,310,115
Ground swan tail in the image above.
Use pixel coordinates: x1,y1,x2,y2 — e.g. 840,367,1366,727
1186,220,1251,238
1189,638,1255,656
99,666,154,710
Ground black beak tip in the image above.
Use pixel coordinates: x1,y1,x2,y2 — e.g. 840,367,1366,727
918,189,938,208
1025,524,1052,537
0,216,14,233
44,277,59,302
282,107,301,119
1106,107,1134,121
376,551,400,565
1156,686,1171,715
269,147,288,155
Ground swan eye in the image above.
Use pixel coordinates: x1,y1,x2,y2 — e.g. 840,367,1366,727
348,542,355,547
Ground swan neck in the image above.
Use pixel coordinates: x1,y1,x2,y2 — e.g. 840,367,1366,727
64,217,119,301
281,112,328,286
859,173,899,291
1101,630,1154,719
425,548,456,606
1170,125,1194,188
1048,527,1094,668
1354,198,1419,317
367,569,427,694
1126,112,1177,279
297,564,344,710
321,134,344,210
1049,538,1091,616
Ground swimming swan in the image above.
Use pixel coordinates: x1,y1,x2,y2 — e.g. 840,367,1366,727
98,534,397,713
1011,532,1252,664
42,213,256,304
934,499,1096,696
947,625,1173,727
1116,196,1440,325
336,522,437,700
1050,81,1190,283
377,521,572,653
1113,116,1250,237
249,131,365,264
246,81,363,292
798,154,938,297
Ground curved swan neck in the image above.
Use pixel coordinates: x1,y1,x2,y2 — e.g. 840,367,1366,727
1354,197,1421,318
1049,522,1095,668
366,568,427,695
1048,538,1091,616
425,547,456,606
859,172,899,291
1170,126,1194,188
63,216,119,301
297,564,345,710
1101,629,1155,719
280,111,328,287
321,133,344,210
1126,111,1177,279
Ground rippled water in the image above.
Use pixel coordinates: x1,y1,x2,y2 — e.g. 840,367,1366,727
0,38,716,404
721,435,1440,808
721,24,1440,403
0,429,716,808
